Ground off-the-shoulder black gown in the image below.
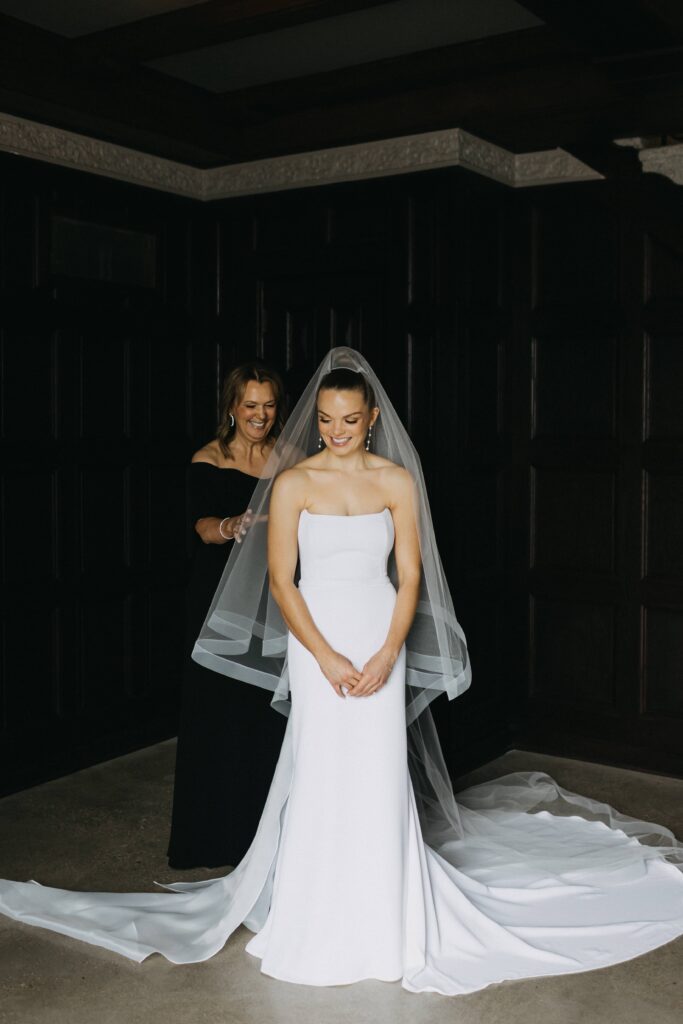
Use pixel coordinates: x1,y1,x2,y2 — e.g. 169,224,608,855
167,463,285,869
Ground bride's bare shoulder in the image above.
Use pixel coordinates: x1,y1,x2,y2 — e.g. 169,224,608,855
373,460,416,507
372,456,412,481
271,459,318,501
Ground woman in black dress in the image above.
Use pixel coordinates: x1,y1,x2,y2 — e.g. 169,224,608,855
167,362,287,869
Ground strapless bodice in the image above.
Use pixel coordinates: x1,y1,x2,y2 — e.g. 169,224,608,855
297,508,394,584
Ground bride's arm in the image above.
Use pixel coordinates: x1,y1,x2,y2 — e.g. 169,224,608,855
268,471,362,699
353,468,421,697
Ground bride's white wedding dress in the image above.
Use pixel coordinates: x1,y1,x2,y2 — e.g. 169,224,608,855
1,508,683,995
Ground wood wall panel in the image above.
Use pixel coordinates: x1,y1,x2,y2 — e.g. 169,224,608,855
645,228,683,308
532,468,615,574
435,174,515,772
127,592,150,699
532,333,616,439
147,465,188,567
0,153,198,794
147,585,188,696
253,200,325,257
0,330,55,440
54,603,80,718
462,326,502,450
461,474,500,576
644,333,683,439
0,189,37,293
80,597,129,710
1,608,59,731
644,472,683,579
326,196,390,249
79,333,128,439
531,596,616,710
79,467,128,573
533,199,618,309
519,184,628,763
643,606,683,717
147,334,191,440
517,175,683,775
2,470,56,586
636,190,683,770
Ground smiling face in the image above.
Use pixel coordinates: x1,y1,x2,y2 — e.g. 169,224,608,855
316,387,378,456
232,379,277,444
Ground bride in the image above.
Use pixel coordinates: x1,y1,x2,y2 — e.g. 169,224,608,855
1,347,683,997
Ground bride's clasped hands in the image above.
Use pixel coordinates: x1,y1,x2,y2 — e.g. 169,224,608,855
318,644,397,698
354,646,398,696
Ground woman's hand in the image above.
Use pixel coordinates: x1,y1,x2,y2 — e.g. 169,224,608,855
317,649,362,699
233,509,271,543
232,508,254,544
352,646,398,697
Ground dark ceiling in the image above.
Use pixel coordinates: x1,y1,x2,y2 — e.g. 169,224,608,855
0,0,681,169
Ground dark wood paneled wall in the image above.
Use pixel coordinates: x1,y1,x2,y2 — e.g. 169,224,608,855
0,154,214,794
1,150,681,795
513,174,683,776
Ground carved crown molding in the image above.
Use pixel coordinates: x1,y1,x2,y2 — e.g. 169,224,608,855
0,111,202,197
514,148,603,187
638,143,683,186
615,137,683,185
202,128,518,198
0,111,602,200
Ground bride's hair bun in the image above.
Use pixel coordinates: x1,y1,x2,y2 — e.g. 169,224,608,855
317,367,376,409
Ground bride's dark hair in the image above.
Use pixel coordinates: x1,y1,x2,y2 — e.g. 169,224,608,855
316,367,376,409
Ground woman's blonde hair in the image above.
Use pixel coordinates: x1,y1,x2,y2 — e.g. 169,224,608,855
217,362,286,458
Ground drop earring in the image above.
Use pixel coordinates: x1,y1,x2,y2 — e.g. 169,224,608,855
365,425,373,451
229,413,235,428
318,435,324,449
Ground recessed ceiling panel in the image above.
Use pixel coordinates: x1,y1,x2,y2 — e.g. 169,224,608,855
0,0,206,37
148,0,542,93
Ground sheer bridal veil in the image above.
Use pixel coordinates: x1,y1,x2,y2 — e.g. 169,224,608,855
193,346,683,866
193,345,471,842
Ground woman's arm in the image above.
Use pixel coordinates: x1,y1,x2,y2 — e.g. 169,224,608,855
195,512,250,545
353,469,421,696
188,452,252,545
268,471,361,699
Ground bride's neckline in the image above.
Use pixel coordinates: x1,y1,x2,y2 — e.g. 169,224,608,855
302,507,390,519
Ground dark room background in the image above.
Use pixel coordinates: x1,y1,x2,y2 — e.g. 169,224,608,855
1,145,682,796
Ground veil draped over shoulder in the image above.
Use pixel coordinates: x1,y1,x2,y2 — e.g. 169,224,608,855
193,346,471,710
193,346,683,865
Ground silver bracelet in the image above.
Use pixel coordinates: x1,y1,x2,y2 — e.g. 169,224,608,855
218,517,233,541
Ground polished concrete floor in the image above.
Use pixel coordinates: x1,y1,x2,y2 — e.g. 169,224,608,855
0,741,681,1024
